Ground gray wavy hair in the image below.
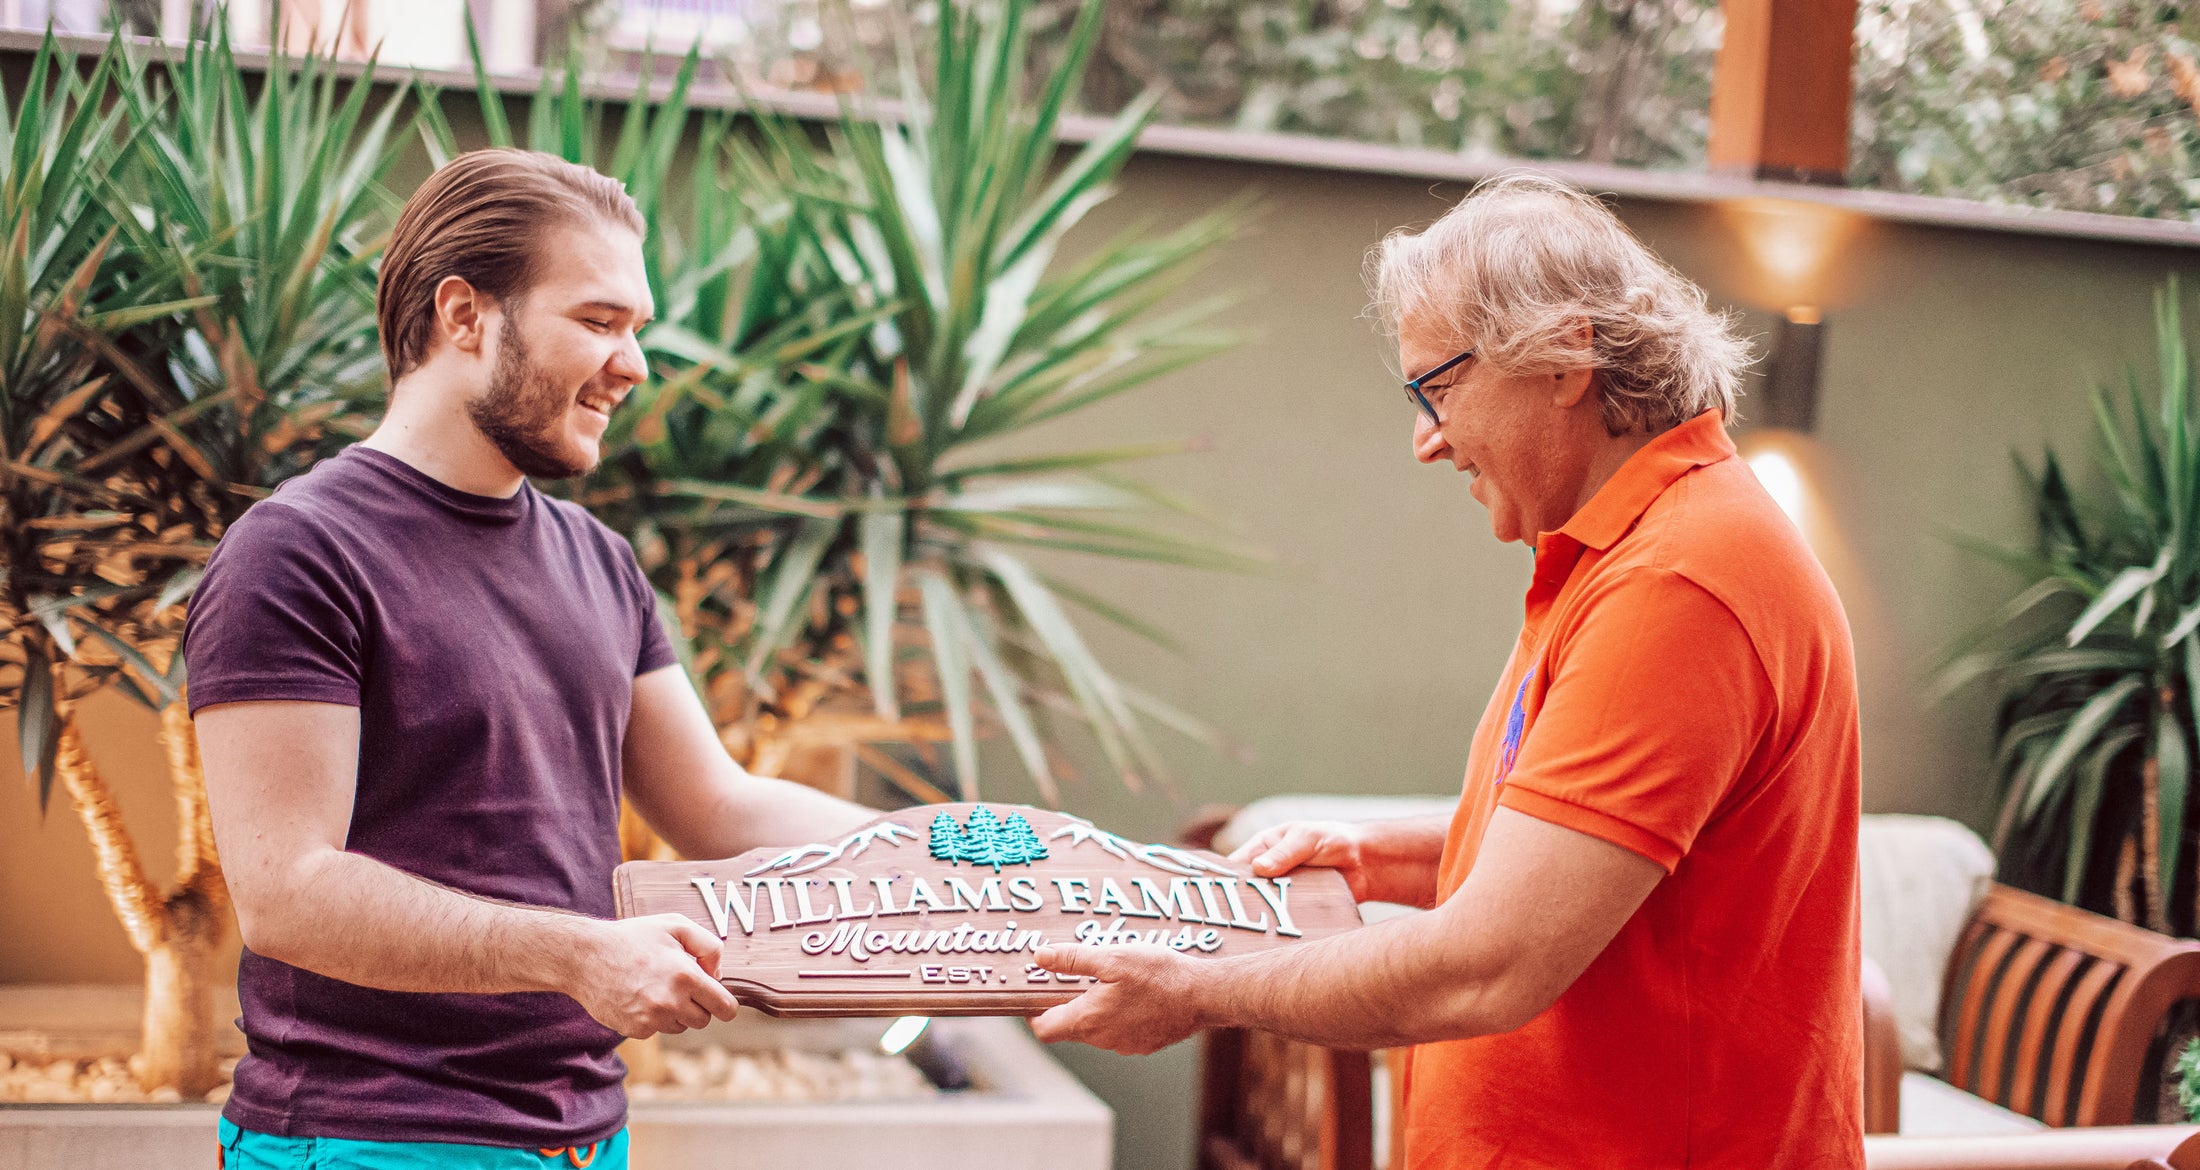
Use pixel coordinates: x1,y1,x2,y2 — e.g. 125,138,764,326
1367,174,1751,435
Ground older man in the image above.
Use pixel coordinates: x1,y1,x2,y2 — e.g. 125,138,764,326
1034,175,1864,1168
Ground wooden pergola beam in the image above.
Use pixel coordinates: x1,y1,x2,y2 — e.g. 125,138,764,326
1708,0,1860,185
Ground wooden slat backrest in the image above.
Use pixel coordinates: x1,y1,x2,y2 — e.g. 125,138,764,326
1939,883,2200,1127
1947,924,2024,1090
2044,960,2123,1126
2010,946,2089,1117
1198,1028,1375,1170
1979,935,2060,1102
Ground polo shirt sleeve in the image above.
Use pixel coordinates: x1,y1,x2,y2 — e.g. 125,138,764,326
1496,566,1772,873
182,501,365,714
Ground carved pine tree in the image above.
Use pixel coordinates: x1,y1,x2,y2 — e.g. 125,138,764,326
928,811,969,864
1002,813,1050,866
961,806,1008,870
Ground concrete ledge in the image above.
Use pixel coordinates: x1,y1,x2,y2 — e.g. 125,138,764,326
634,1021,1110,1170
0,1016,1109,1170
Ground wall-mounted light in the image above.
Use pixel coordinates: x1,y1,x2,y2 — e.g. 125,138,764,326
1742,306,1828,532
1761,305,1826,434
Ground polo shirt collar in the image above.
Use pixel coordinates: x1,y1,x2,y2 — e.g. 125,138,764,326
1538,410,1735,558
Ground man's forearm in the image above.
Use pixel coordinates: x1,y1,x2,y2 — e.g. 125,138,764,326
244,847,596,995
1205,909,1518,1049
651,763,877,861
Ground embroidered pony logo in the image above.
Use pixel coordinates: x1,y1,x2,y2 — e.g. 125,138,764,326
1495,665,1536,785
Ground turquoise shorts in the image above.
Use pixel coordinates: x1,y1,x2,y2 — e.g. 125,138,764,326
218,1117,628,1169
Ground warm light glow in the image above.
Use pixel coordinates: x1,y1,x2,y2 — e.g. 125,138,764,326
879,1015,931,1056
1747,448,1808,529
1723,199,1861,308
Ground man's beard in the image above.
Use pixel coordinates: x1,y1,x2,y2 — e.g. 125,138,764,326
466,319,594,480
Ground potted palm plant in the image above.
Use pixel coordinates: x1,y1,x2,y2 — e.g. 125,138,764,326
1947,280,2200,935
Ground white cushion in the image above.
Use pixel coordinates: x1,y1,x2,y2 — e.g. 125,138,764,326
1212,795,1459,854
1859,815,1995,1074
1898,1071,2045,1136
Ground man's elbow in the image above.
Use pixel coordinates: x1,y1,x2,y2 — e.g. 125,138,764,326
231,893,295,963
1428,969,1557,1040
1478,982,1557,1036
228,855,335,966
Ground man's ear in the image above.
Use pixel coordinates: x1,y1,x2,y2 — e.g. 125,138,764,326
1550,317,1597,409
430,275,494,359
1551,367,1597,410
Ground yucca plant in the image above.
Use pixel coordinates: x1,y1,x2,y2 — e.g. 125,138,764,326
2,26,423,1096
1948,281,2200,935
1,33,210,800
0,33,261,1097
451,0,1252,810
81,25,417,1096
106,21,416,493
805,0,1254,800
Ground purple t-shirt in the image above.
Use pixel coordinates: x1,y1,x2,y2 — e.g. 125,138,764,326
183,445,675,1147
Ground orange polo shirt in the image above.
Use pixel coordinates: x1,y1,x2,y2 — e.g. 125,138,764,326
1399,411,1863,1169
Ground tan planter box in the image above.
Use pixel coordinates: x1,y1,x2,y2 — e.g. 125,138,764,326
0,986,1110,1170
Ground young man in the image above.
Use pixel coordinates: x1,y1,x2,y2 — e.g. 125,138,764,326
1033,176,1864,1168
186,149,876,1168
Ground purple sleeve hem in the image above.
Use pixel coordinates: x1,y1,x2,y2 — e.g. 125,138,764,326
187,681,362,716
635,646,679,678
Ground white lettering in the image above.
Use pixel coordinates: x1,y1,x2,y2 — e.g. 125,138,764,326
763,878,795,930
904,877,950,913
1131,877,1204,922
689,877,775,938
1007,876,1045,912
1218,878,1271,932
1248,877,1301,937
791,879,836,926
1093,877,1143,917
945,877,1010,913
1051,877,1093,912
830,877,877,919
1191,878,1231,923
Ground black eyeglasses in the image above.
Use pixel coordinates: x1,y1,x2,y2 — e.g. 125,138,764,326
1404,348,1475,426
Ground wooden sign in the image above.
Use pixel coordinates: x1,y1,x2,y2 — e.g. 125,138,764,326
613,803,1364,1017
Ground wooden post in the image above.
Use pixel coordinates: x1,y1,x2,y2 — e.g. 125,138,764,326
1708,0,1860,185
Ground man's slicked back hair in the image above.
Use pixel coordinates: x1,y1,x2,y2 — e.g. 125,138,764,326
377,148,646,380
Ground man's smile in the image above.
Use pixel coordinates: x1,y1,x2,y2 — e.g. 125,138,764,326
577,386,624,423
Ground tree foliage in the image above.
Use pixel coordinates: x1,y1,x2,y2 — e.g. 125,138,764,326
749,0,1720,169
741,0,2200,221
1852,0,2200,220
